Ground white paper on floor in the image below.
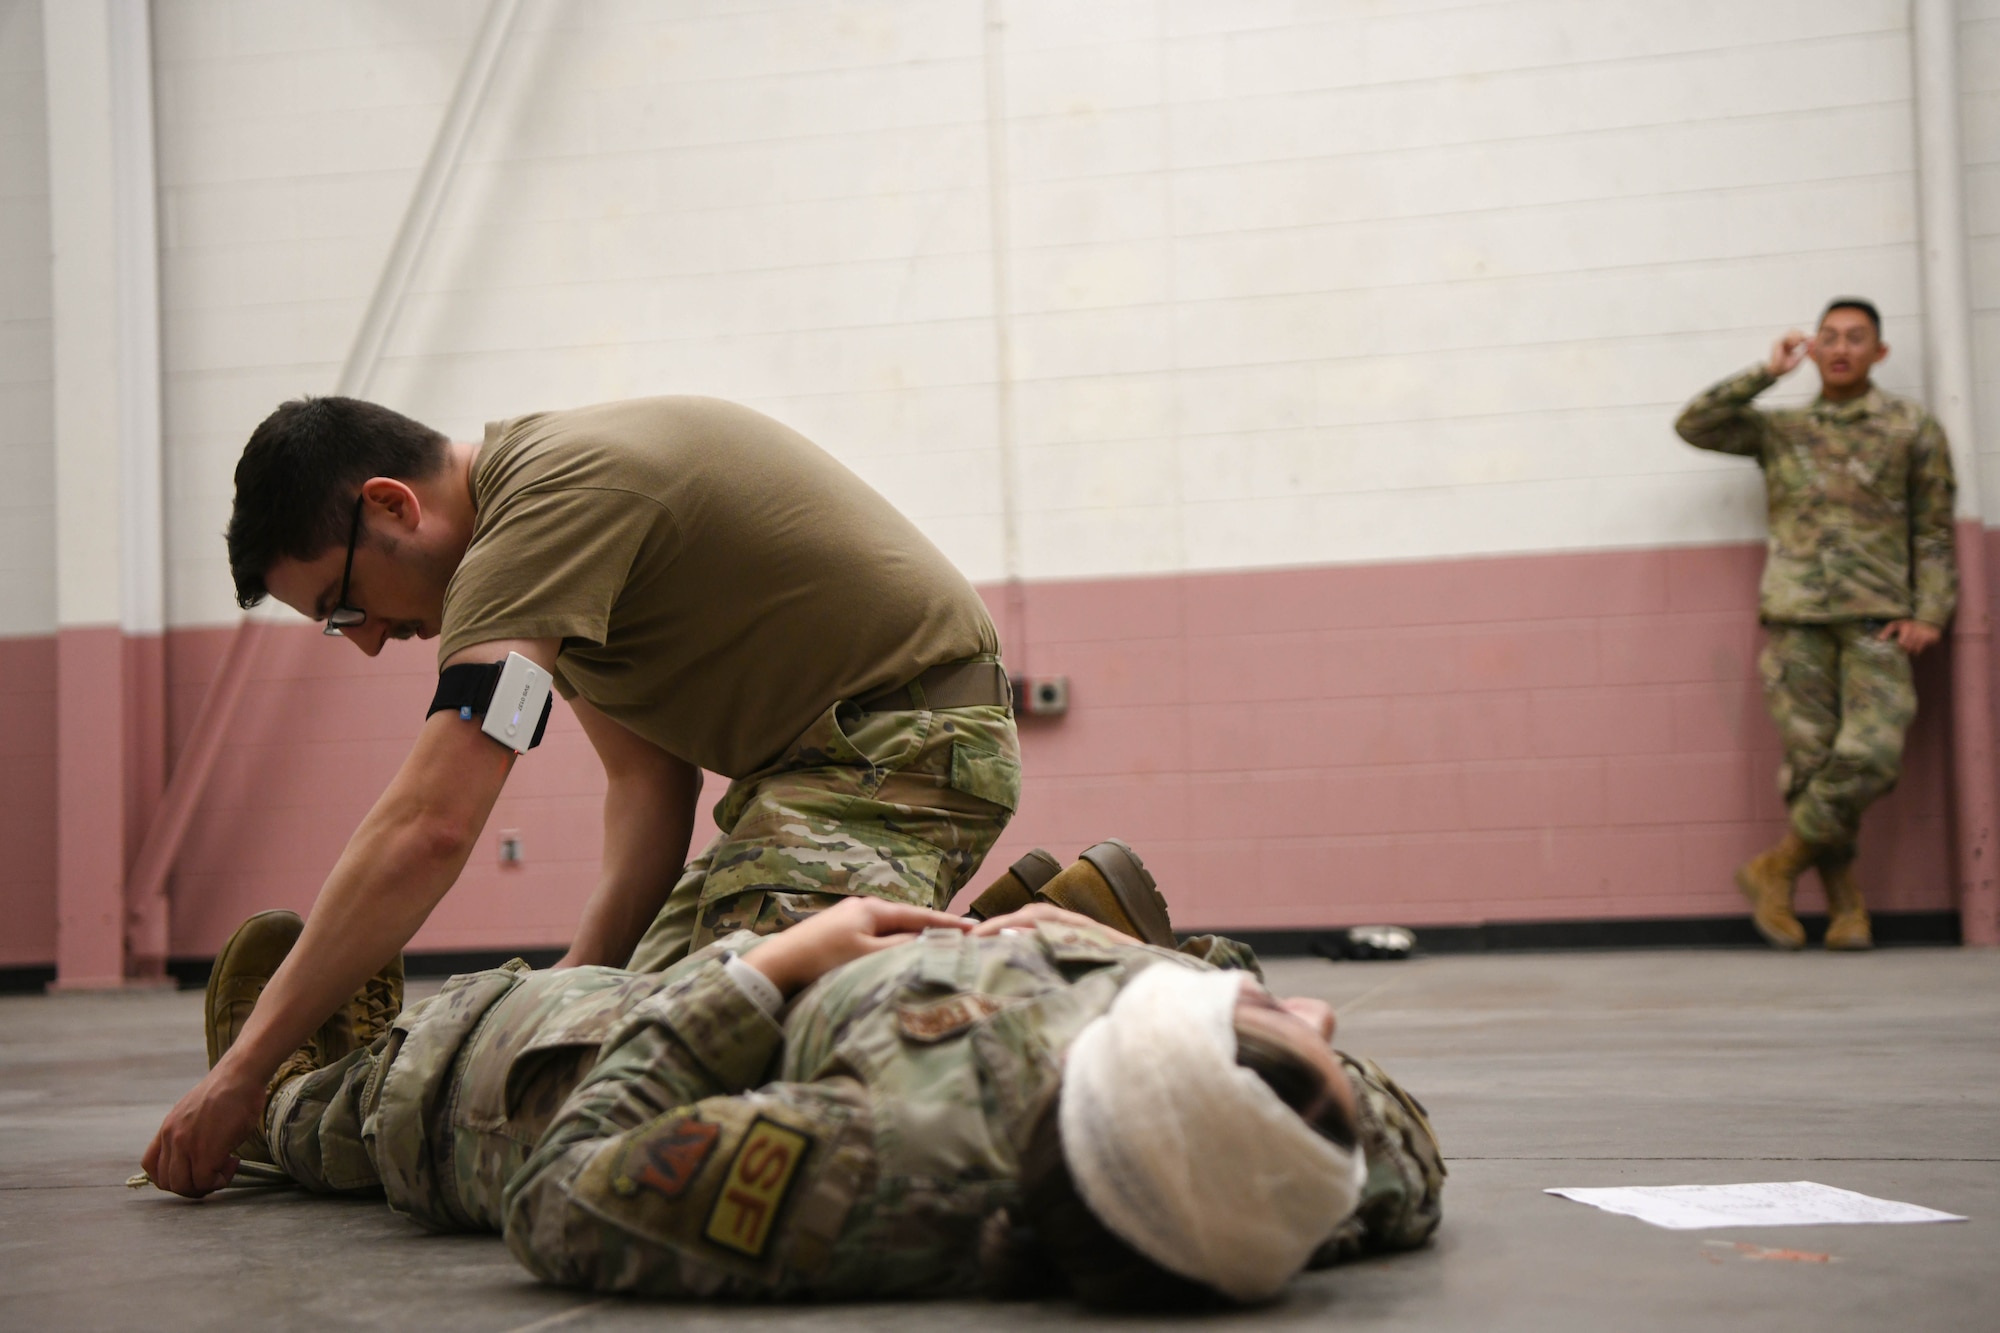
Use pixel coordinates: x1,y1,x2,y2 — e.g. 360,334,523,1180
1545,1181,1966,1230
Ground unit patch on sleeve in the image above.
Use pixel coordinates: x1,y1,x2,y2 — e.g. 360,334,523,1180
613,1116,721,1200
702,1117,811,1258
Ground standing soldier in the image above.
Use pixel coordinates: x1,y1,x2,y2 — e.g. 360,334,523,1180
1675,298,1958,951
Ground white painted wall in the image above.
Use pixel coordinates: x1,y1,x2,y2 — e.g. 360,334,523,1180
140,0,1998,629
0,0,53,638
1968,1,2000,493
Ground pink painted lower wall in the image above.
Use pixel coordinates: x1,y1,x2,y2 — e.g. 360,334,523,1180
0,636,57,967
0,538,1980,965
977,545,1954,932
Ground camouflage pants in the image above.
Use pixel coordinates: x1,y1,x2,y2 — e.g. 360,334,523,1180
1758,621,1917,851
625,697,1020,972
263,961,717,1229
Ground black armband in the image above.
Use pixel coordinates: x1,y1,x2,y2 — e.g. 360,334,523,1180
428,660,554,750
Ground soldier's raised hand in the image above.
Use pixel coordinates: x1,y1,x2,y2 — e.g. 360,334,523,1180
1768,330,1810,376
1768,329,1810,377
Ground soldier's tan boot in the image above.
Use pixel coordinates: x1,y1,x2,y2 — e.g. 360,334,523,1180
1734,831,1815,951
204,910,304,1068
1033,839,1177,949
963,848,1062,921
317,950,406,1059
1820,857,1873,951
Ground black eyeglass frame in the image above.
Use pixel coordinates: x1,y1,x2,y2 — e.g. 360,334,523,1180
322,493,368,636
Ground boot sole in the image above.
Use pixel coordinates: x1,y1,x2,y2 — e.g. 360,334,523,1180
204,909,304,1067
1077,839,1176,949
1733,869,1805,951
1010,848,1062,896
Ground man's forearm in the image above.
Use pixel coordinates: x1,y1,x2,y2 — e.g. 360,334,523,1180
1673,364,1774,455
564,865,683,968
563,774,699,967
213,809,479,1087
559,728,702,968
214,709,514,1088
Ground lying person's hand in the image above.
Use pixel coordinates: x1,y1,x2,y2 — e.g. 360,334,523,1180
742,897,969,998
968,901,1105,937
141,1063,266,1198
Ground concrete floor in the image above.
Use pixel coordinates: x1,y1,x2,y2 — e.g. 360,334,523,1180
3,948,1995,1332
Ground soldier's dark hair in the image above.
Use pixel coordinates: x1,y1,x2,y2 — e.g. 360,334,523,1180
1820,297,1882,338
986,1025,1359,1310
226,396,449,608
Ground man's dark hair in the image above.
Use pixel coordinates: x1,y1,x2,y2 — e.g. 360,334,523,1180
226,396,448,608
1820,297,1882,338
985,1023,1360,1310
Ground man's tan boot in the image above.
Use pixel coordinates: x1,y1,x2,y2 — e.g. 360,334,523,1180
963,848,1062,921
1033,839,1176,948
1734,831,1815,951
1820,857,1873,951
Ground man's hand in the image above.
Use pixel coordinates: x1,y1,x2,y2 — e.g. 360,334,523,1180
1768,329,1809,377
141,1063,265,1198
968,902,1104,937
1880,619,1942,655
742,897,969,998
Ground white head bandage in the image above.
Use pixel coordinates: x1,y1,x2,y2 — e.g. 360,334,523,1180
1058,964,1367,1303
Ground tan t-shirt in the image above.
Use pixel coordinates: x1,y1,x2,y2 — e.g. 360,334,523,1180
438,397,998,777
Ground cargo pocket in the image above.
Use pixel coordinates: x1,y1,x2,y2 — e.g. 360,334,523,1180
948,740,1020,812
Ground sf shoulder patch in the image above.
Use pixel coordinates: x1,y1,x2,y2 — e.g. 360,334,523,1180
703,1116,810,1258
613,1116,720,1200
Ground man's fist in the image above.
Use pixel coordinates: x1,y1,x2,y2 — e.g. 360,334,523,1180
1769,330,1810,377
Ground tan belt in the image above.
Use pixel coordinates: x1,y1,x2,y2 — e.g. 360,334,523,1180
856,659,1011,713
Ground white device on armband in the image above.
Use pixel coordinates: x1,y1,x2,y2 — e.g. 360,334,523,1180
481,653,554,754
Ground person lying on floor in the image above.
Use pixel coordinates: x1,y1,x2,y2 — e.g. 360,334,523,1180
159,896,1444,1309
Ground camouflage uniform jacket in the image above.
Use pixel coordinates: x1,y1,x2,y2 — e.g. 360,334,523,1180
499,922,1441,1298
1674,365,1957,626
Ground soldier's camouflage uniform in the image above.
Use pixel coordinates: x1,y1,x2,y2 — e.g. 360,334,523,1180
1675,366,1958,851
265,922,1443,1299
626,685,1020,973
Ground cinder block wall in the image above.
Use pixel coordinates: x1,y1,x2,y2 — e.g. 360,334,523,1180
4,1,2000,962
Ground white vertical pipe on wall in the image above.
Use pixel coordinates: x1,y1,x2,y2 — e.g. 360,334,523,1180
43,0,166,988
109,0,161,642
110,0,168,976
981,0,1027,672
1912,0,1999,946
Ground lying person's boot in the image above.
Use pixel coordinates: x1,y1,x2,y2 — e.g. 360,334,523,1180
964,848,1062,921
1734,831,1814,951
1819,856,1873,951
206,910,330,1165
205,909,304,1068
1034,839,1176,948
317,950,406,1059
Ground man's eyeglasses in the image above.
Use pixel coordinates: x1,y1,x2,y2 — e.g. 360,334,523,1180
322,494,367,636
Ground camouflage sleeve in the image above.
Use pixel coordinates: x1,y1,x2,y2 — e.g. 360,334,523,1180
1309,1053,1445,1266
504,1074,879,1297
1910,414,1959,627
504,961,886,1297
1175,934,1266,981
1673,364,1777,458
